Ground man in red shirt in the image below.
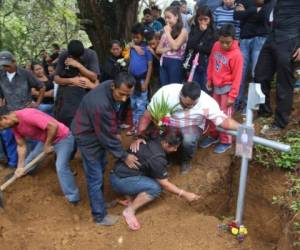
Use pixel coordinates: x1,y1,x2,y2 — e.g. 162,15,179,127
0,108,80,204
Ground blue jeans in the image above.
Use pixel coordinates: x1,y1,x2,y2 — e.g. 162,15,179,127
0,128,18,167
236,37,266,109
160,57,183,85
110,172,161,198
180,126,203,162
25,134,80,202
38,103,54,116
130,91,148,127
193,58,209,93
79,148,107,221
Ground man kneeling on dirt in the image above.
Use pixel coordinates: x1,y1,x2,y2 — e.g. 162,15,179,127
131,82,240,174
0,107,80,204
110,127,200,231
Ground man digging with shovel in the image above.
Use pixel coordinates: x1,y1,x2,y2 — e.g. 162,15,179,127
0,107,80,205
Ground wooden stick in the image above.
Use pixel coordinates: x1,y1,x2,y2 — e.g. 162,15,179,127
0,152,46,191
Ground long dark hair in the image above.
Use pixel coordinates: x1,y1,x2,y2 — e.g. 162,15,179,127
164,6,183,39
194,5,215,31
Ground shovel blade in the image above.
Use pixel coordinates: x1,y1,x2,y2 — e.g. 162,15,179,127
0,191,4,208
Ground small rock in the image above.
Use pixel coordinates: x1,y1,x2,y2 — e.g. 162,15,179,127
73,214,80,222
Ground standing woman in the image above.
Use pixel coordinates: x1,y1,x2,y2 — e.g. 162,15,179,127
31,62,54,115
184,6,218,92
157,6,188,85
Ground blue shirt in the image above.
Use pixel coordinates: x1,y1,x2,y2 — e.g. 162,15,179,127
129,43,153,77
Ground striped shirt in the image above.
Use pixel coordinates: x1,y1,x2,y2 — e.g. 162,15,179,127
214,6,240,40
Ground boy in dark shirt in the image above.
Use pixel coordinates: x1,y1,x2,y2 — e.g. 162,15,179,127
110,128,200,231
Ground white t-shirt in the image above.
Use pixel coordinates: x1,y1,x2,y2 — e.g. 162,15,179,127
6,72,16,82
148,84,227,129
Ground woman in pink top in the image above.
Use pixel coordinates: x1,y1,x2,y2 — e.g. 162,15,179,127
157,6,188,85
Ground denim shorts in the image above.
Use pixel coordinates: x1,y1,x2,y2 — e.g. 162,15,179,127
110,171,161,198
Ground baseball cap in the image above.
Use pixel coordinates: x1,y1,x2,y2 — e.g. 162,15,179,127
0,51,14,66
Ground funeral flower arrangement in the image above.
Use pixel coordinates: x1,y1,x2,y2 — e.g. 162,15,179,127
148,94,179,127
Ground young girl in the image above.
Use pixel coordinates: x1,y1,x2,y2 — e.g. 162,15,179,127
157,6,188,85
213,0,240,39
184,6,218,92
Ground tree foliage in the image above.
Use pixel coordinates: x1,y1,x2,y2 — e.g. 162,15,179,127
0,0,89,64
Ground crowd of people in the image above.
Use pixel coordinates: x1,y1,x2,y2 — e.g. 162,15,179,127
0,0,299,231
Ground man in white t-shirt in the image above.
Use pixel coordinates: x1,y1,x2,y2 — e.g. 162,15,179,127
131,82,240,174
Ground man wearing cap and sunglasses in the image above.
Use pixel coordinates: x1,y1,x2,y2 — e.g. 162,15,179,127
0,50,45,169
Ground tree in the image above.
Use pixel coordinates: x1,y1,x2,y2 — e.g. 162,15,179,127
0,0,89,64
77,0,140,62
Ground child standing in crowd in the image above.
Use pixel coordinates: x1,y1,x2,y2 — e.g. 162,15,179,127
127,23,153,136
146,31,161,97
184,6,218,91
214,0,240,39
200,24,243,153
157,6,188,85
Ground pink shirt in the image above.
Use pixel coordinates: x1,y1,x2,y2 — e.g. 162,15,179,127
13,108,69,143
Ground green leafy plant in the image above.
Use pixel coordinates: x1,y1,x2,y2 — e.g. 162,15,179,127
148,94,179,126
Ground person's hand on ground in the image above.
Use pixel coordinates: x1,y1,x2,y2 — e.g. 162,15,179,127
124,154,141,169
182,191,201,202
293,47,300,62
15,167,26,177
130,139,146,153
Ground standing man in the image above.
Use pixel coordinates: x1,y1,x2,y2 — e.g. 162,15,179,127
71,72,140,226
254,0,300,132
54,40,100,128
0,51,45,169
0,107,80,204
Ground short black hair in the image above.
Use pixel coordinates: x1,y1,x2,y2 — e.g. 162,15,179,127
67,40,84,58
151,5,160,11
114,72,136,89
219,24,236,39
170,1,181,7
143,8,152,16
131,23,146,36
181,82,201,100
161,127,183,147
0,106,10,117
180,0,187,5
52,43,60,50
110,40,122,48
144,27,155,41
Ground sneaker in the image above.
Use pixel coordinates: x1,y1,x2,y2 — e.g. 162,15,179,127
260,123,282,136
180,161,192,175
95,214,119,226
199,137,219,149
214,143,232,154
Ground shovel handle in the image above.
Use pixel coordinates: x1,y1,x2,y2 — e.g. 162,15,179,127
0,152,46,191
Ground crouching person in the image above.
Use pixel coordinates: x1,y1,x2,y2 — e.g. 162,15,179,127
0,107,80,204
110,128,200,231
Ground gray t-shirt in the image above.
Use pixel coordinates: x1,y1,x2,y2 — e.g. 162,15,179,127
0,67,43,111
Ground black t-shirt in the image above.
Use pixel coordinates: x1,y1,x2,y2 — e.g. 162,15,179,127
114,139,168,179
34,76,54,104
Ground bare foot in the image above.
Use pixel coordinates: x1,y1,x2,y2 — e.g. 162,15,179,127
122,207,141,231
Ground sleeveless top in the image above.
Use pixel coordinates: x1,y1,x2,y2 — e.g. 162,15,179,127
160,31,187,62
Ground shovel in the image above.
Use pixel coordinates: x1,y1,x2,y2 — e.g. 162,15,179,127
0,152,46,208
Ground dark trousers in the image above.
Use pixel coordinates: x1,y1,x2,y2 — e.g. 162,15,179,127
254,38,298,128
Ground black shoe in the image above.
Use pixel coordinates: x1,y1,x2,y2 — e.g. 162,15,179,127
257,104,273,117
180,161,192,175
70,200,80,206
